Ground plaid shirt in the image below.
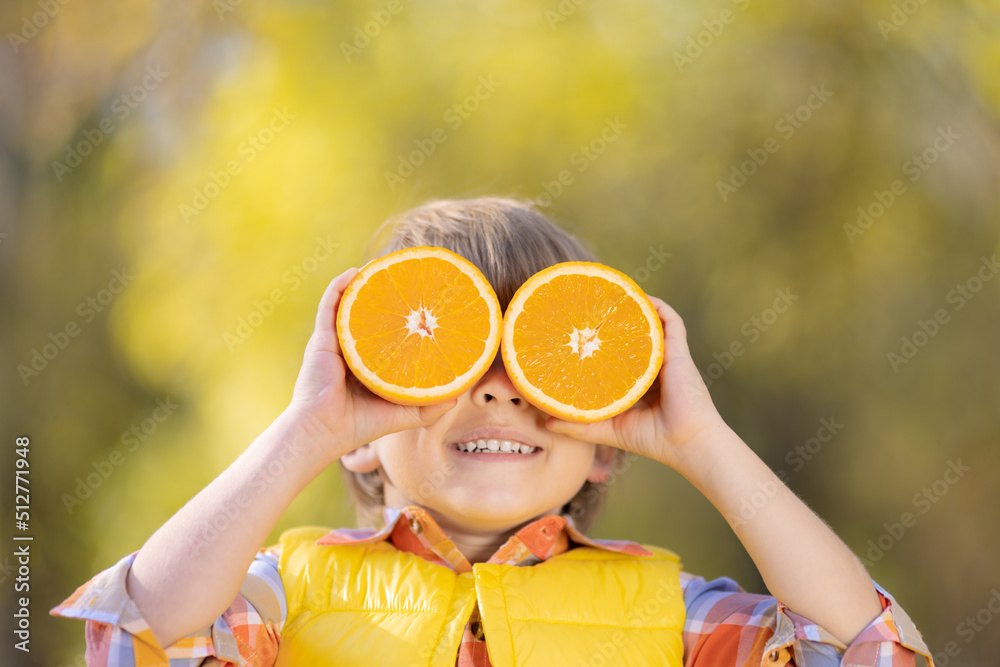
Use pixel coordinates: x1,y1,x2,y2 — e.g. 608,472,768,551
51,506,933,666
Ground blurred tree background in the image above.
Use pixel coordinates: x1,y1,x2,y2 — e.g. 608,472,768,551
2,0,999,664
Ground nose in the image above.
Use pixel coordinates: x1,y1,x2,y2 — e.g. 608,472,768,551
471,353,528,409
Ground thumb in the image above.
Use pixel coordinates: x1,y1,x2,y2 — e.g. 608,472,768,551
546,416,616,446
379,398,457,434
357,395,458,444
415,399,458,426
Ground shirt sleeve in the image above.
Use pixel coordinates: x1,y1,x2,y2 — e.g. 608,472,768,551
679,572,934,667
49,547,286,667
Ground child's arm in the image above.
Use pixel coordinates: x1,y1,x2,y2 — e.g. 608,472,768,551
547,298,882,646
126,268,456,648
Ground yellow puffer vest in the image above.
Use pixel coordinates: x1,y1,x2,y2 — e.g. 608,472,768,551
275,526,685,667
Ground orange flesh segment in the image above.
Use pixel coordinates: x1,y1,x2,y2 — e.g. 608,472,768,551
512,274,653,410
349,257,490,389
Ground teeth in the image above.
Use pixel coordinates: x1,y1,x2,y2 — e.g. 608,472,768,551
455,439,537,454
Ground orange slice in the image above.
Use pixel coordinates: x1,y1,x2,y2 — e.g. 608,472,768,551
336,247,502,405
501,262,664,422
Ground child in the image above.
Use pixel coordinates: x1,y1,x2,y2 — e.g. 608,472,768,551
52,198,934,666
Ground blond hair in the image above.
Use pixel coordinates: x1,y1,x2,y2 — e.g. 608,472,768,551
340,197,629,533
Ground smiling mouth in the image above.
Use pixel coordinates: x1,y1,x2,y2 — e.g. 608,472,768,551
453,439,538,455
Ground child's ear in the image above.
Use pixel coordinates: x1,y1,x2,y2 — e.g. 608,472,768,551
341,443,381,473
587,444,615,484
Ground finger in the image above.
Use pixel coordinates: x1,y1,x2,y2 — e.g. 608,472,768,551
416,399,458,425
312,268,359,354
368,397,458,440
647,297,692,364
545,415,620,449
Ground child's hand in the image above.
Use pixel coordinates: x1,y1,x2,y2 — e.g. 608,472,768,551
547,297,727,474
287,268,456,467
551,297,886,643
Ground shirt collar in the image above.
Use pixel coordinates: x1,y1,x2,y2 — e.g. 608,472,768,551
316,505,652,573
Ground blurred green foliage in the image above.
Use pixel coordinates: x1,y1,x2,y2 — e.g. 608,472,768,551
2,0,999,664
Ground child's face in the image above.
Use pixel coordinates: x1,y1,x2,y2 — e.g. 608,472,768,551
343,354,611,533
